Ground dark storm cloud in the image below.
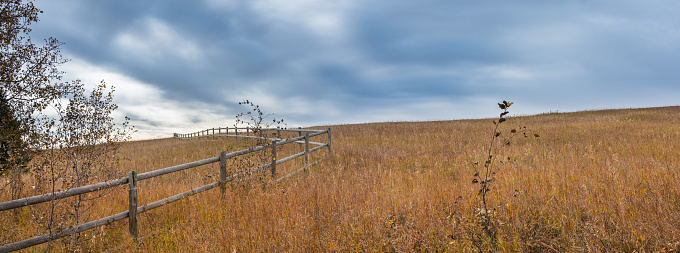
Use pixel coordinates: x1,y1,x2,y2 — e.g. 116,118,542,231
347,2,513,66
29,0,680,137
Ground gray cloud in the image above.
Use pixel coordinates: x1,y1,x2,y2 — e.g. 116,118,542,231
29,0,680,138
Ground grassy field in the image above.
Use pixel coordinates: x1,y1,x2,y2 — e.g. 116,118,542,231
2,106,680,252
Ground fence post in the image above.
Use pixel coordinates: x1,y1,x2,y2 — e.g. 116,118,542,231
327,128,332,154
305,133,309,169
298,127,302,153
271,140,277,179
246,128,249,136
235,127,238,139
219,151,227,198
277,127,281,139
212,128,215,141
128,170,138,240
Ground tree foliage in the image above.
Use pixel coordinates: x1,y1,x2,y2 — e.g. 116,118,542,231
0,89,28,177
2,1,134,250
1,0,69,194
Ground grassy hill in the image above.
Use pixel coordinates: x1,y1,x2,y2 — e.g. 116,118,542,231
2,106,680,252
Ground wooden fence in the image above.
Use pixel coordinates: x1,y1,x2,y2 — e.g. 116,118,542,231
0,127,331,252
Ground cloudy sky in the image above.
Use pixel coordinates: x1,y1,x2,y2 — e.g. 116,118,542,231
30,0,680,139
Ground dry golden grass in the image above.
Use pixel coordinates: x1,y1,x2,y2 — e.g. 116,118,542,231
2,106,680,252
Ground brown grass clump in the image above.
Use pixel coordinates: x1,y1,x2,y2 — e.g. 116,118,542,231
2,106,680,252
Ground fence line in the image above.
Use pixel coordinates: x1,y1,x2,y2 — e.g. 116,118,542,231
0,127,331,252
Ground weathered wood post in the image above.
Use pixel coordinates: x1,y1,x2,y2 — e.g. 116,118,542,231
277,127,281,139
271,140,277,179
327,128,332,154
234,127,238,139
246,127,249,136
219,151,227,198
298,127,303,153
212,128,215,141
304,133,309,169
128,170,138,239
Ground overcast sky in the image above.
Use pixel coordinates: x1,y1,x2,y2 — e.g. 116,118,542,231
30,0,680,139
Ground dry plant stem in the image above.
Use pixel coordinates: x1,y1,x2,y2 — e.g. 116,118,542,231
233,100,286,187
475,101,536,245
481,112,502,235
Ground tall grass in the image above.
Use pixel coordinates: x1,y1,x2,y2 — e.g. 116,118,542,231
2,106,680,252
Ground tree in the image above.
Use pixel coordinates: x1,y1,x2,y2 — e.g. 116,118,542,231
30,80,133,251
1,0,69,198
2,1,134,250
0,89,29,180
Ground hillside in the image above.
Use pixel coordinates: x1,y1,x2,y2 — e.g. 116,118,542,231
2,106,680,252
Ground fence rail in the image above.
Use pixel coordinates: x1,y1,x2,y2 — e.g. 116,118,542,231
0,127,331,252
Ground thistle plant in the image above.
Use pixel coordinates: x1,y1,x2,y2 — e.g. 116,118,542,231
471,100,539,244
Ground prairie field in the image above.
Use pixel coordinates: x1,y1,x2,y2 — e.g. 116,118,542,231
2,106,680,252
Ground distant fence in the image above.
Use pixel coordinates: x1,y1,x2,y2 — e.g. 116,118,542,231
173,126,322,142
0,127,331,252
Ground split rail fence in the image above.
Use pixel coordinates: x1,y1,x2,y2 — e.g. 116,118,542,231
0,127,331,252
